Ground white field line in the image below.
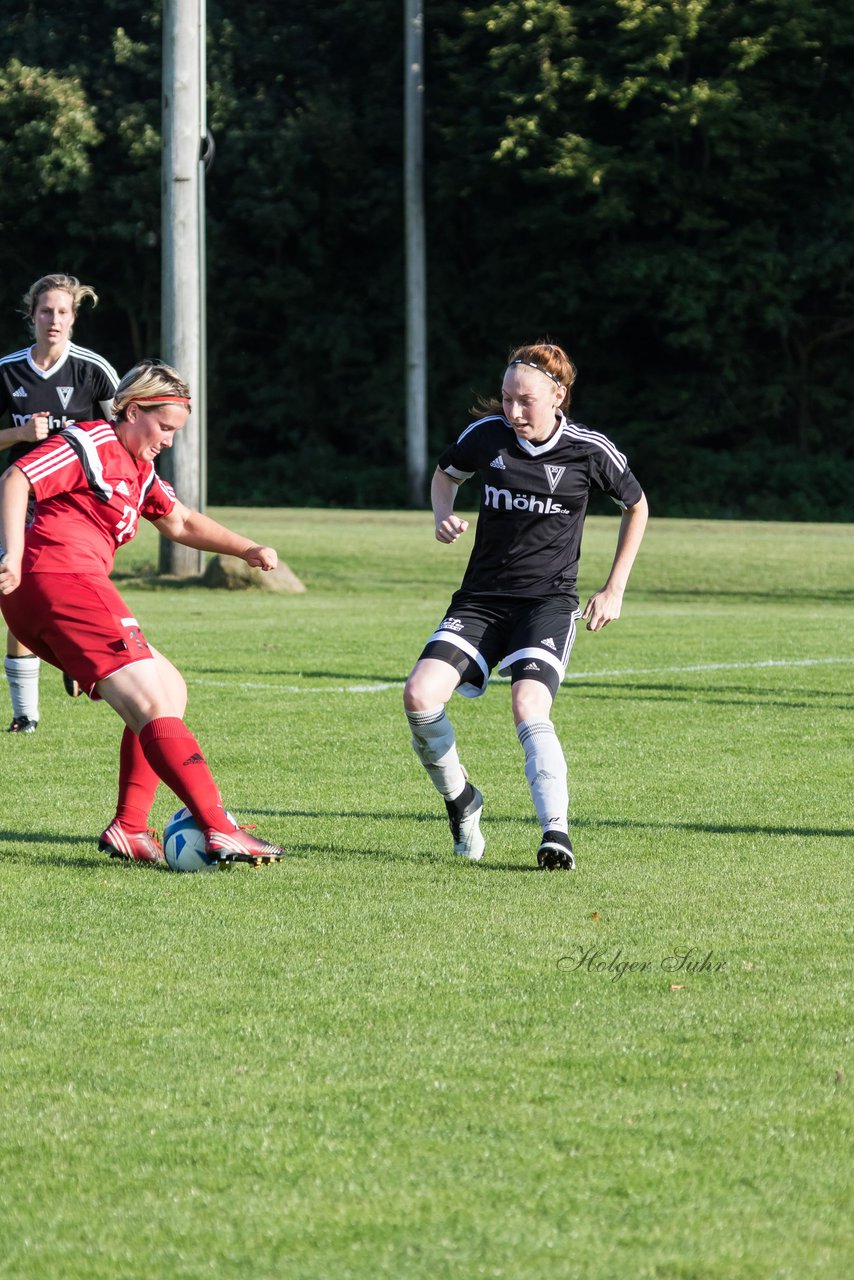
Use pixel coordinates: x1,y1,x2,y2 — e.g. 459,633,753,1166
189,655,854,695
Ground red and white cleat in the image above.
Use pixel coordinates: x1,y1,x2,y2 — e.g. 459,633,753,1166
205,826,285,865
99,821,165,866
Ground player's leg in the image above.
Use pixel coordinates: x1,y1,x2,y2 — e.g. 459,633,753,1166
62,672,82,698
96,650,283,864
5,630,40,733
404,657,485,859
504,601,580,870
95,650,187,864
404,658,469,801
403,599,506,862
511,679,574,871
97,725,166,864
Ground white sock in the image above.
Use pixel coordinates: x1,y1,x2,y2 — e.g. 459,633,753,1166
406,706,467,800
5,654,41,722
517,718,568,833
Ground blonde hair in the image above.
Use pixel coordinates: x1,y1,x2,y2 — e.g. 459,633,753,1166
113,359,192,419
23,274,99,322
472,340,578,418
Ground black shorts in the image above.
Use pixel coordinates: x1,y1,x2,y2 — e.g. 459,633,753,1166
418,591,581,699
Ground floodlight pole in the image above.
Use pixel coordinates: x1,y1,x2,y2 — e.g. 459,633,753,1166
159,0,206,575
404,0,427,506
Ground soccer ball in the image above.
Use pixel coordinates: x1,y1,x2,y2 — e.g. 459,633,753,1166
163,806,234,873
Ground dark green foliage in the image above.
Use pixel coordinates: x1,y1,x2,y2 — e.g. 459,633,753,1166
0,5,163,356
0,2,852,515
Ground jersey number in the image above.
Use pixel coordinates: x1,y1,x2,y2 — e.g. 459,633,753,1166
115,505,139,543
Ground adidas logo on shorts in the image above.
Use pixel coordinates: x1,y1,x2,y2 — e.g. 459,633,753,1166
540,636,557,650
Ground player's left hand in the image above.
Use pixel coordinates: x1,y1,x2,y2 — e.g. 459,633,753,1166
243,545,278,571
582,585,623,631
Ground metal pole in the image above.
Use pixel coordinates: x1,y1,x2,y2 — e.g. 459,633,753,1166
160,0,204,575
404,0,427,506
197,0,208,514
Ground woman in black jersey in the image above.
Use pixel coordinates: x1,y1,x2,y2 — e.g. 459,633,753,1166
404,341,648,870
0,273,118,731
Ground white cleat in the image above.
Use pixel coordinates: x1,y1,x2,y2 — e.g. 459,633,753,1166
446,787,485,862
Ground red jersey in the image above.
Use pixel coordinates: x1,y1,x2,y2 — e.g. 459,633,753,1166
15,420,176,575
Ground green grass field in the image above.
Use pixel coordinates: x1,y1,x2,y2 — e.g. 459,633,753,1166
0,510,851,1279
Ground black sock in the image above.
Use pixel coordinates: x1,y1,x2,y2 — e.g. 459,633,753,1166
445,781,475,815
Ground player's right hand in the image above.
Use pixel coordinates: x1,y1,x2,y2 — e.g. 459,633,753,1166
435,515,469,544
21,412,50,443
243,544,278,571
0,554,22,595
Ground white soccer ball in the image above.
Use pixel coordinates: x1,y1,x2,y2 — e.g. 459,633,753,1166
163,806,235,873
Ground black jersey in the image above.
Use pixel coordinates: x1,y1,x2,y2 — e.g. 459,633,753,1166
438,412,643,599
0,342,119,465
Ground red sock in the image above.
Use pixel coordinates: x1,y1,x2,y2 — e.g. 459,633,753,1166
113,726,160,831
138,717,236,834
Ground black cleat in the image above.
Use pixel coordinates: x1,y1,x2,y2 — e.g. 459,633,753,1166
537,829,576,871
7,716,37,734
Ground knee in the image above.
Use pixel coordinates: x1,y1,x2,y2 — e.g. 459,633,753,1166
403,671,429,714
173,672,188,716
155,653,188,716
403,666,441,714
512,684,554,726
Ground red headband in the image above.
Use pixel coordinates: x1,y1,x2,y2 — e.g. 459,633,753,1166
133,395,191,405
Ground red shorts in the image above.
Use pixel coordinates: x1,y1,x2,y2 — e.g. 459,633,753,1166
1,572,154,698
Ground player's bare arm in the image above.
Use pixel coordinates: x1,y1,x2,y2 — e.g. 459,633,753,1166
0,465,33,594
0,412,50,454
153,501,278,570
582,491,649,632
432,467,469,544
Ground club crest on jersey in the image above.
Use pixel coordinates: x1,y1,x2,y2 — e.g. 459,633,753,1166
57,387,74,409
489,455,506,470
544,464,565,493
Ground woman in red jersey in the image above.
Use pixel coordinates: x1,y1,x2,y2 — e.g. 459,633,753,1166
0,358,285,867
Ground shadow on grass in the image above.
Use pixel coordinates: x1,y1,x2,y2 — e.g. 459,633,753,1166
192,666,405,684
250,809,854,841
575,816,854,839
0,829,315,870
3,804,850,874
565,679,854,712
111,570,205,589
639,586,854,604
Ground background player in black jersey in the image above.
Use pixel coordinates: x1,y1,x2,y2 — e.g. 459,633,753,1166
0,273,119,732
404,341,648,870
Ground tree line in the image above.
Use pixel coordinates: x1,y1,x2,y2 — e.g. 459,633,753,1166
1,1,851,519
